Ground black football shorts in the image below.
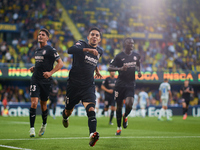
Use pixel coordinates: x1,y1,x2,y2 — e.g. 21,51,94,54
30,80,51,101
65,84,96,110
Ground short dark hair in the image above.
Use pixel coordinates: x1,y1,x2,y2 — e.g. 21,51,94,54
88,27,102,37
39,28,50,37
123,37,133,47
164,78,168,82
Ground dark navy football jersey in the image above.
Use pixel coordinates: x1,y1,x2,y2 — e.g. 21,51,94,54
102,77,116,99
180,85,193,100
67,40,103,88
31,45,60,83
110,51,140,87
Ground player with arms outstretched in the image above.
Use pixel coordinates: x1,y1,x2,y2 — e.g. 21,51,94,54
108,37,142,135
62,27,103,147
29,28,63,137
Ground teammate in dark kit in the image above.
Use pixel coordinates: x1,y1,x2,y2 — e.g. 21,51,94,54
180,80,194,120
62,27,103,147
108,37,142,135
101,71,116,125
29,28,63,137
49,79,59,119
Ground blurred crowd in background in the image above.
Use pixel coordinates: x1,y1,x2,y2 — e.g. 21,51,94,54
0,0,200,105
0,84,200,106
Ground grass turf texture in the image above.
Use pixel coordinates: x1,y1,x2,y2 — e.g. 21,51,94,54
0,116,199,150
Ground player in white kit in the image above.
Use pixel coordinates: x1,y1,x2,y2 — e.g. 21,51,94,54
138,89,149,118
158,78,172,121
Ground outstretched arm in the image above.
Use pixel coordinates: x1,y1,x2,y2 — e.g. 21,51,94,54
43,58,63,79
108,65,127,72
68,46,98,56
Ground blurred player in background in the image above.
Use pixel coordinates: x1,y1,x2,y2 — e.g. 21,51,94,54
158,78,172,121
49,79,59,119
95,86,101,114
138,88,149,118
61,27,103,147
29,28,63,137
180,80,194,120
101,71,116,125
108,37,142,135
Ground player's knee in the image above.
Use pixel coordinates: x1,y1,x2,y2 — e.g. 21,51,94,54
86,103,95,117
105,104,109,109
31,102,37,109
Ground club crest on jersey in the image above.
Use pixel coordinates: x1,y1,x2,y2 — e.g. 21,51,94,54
133,56,137,60
42,50,46,55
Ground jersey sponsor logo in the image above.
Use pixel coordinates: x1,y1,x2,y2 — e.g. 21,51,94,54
85,55,98,66
124,62,136,67
35,56,44,62
121,58,125,61
42,50,46,55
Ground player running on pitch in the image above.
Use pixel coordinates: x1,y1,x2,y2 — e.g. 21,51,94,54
108,37,142,135
29,28,63,137
62,27,103,147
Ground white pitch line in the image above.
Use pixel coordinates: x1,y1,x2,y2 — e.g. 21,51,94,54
0,136,200,141
0,121,29,124
0,144,32,150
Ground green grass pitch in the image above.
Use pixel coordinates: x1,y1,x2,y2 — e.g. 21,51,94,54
0,116,199,150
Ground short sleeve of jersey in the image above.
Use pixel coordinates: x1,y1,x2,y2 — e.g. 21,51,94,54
145,93,148,98
168,83,171,91
159,84,161,91
110,54,121,67
74,40,86,49
52,48,60,61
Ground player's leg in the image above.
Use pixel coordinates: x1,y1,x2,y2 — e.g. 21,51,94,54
109,98,116,125
38,83,51,136
116,100,123,135
109,105,115,125
62,84,79,127
123,97,134,128
29,97,38,137
183,100,189,120
62,108,74,128
102,100,109,116
158,98,165,121
83,102,99,147
182,99,187,119
29,82,40,137
53,102,57,119
38,100,48,136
